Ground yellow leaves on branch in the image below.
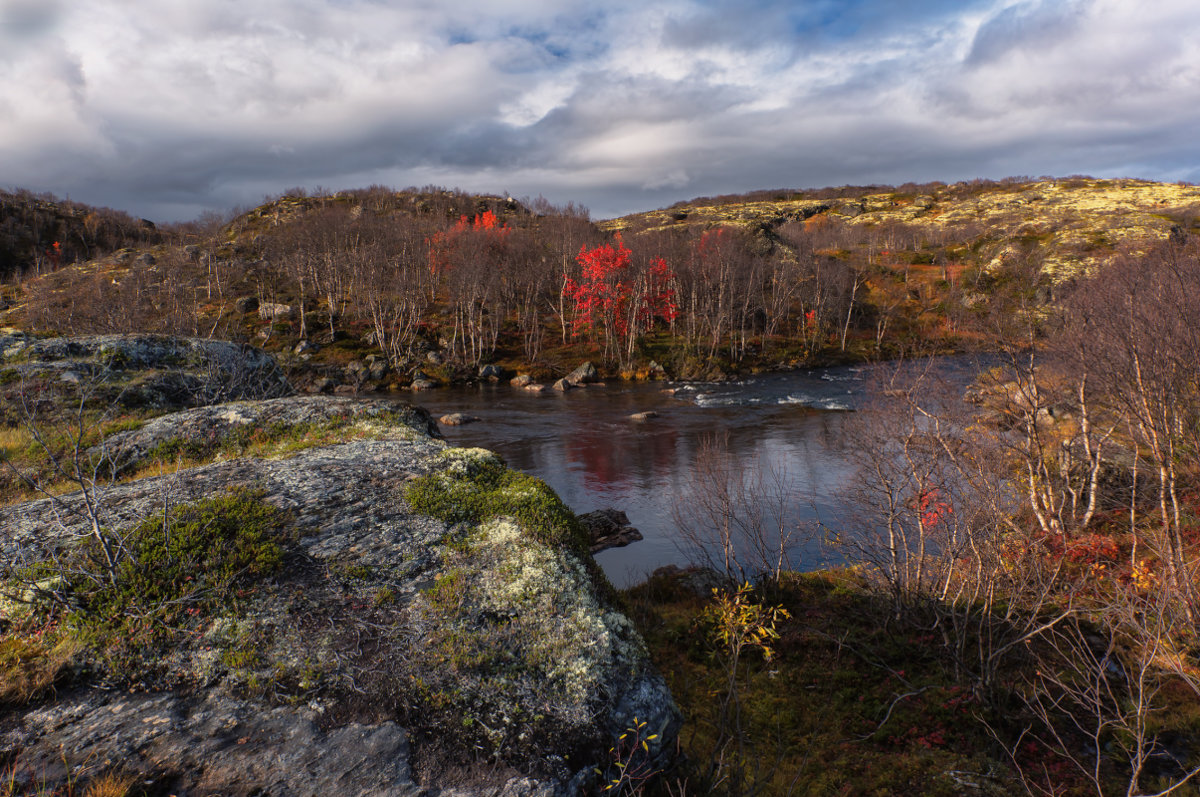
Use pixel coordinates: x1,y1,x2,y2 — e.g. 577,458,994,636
703,582,791,662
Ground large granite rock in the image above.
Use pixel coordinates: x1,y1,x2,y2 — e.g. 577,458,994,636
0,393,678,795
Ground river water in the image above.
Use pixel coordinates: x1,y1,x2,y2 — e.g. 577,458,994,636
406,357,985,587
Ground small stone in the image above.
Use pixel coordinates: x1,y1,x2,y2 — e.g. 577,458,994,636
629,411,658,422
523,383,547,393
439,413,482,426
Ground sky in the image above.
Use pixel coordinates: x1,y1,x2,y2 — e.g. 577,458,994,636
2,0,1199,222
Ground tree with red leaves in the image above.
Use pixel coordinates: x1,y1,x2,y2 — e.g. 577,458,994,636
565,235,677,363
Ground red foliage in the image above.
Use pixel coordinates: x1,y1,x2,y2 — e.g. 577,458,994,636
643,256,679,325
427,212,509,276
565,235,633,335
564,235,677,341
916,487,951,530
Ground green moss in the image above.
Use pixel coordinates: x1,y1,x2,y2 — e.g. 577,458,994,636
143,435,209,463
404,448,590,556
67,488,291,671
134,411,404,473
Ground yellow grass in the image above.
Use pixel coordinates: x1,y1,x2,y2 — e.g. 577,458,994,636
0,426,34,461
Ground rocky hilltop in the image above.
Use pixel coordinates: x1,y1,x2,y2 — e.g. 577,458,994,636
0,335,678,795
606,176,1200,281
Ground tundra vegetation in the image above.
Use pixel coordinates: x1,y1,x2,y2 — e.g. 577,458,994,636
3,178,1200,794
633,237,1200,796
5,177,1198,388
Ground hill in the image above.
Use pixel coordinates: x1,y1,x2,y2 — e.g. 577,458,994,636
2,177,1199,390
605,176,1200,282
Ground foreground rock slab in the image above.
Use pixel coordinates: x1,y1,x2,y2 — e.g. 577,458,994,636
0,392,678,795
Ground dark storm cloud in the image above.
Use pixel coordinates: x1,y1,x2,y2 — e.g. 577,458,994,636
0,0,1197,221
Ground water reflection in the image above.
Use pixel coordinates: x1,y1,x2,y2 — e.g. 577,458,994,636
402,358,981,586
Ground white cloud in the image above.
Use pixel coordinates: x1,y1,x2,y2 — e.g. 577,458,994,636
1,0,1199,220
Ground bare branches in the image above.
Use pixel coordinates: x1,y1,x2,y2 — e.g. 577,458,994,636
670,432,808,585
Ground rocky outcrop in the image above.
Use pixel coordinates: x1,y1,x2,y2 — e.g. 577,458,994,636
87,395,439,477
0,389,678,794
0,331,291,410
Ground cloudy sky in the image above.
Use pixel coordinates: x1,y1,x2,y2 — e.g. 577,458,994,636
2,0,1199,222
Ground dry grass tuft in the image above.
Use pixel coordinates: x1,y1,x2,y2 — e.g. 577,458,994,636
0,631,80,706
81,772,138,797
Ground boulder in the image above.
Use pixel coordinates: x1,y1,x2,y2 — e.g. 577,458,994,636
0,396,678,795
552,378,573,392
479,364,504,381
294,340,319,355
578,508,644,553
0,333,291,409
523,383,547,393
235,296,260,314
411,379,436,391
510,374,533,388
369,361,390,382
258,302,294,321
566,362,599,385
629,411,659,422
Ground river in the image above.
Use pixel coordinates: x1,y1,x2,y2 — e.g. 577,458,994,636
406,356,986,586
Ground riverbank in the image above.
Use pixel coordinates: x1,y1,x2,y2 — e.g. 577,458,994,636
270,324,974,397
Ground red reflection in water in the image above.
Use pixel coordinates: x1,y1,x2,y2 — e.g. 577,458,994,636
563,421,678,491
